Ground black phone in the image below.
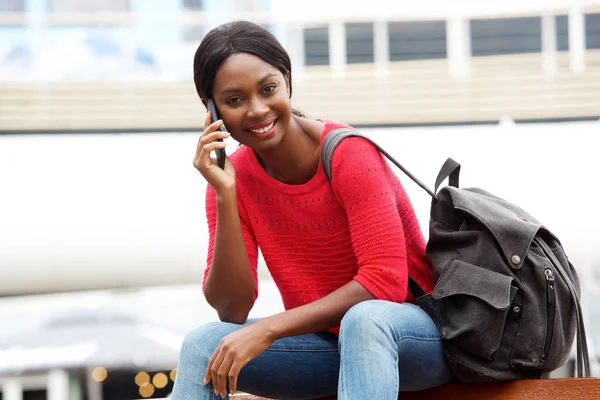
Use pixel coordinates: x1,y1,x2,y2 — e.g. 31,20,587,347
206,98,226,170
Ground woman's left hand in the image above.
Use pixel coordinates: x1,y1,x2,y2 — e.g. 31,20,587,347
204,322,275,398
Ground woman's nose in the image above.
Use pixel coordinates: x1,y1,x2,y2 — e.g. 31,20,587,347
247,98,269,119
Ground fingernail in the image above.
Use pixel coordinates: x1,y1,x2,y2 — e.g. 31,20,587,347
203,377,207,385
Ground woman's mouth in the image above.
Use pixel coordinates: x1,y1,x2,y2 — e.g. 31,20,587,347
249,121,275,134
247,119,277,139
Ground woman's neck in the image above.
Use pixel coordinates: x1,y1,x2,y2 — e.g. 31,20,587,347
254,116,324,185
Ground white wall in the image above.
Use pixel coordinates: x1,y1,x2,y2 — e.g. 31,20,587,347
1,120,599,294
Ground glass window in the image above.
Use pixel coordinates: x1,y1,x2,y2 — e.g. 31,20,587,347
346,23,374,64
183,0,204,43
0,0,25,12
556,15,569,51
471,17,541,56
49,0,130,12
586,13,600,49
183,0,204,10
557,13,600,51
388,21,447,61
304,26,329,66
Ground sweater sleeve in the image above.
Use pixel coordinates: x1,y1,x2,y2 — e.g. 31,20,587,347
330,137,408,303
203,185,260,302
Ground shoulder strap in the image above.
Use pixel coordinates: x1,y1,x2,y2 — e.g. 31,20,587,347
321,128,438,198
321,127,430,299
536,238,591,378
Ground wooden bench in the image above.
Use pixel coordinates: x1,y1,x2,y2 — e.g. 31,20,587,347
230,378,600,400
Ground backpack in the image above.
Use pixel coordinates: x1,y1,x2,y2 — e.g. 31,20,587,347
321,128,591,382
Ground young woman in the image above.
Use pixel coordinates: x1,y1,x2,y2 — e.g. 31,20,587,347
171,20,453,400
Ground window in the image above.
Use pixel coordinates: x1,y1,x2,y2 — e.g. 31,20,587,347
183,0,204,10
304,27,329,66
49,0,130,12
346,23,374,64
556,15,569,51
471,17,541,56
0,0,25,12
388,21,447,61
556,13,600,51
586,13,600,49
183,0,205,43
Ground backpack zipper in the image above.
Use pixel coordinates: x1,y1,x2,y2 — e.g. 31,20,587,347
540,267,556,362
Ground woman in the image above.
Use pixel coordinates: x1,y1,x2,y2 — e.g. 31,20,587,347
172,20,453,400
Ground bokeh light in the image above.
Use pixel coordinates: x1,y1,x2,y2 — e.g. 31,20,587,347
152,372,168,389
135,371,150,387
139,382,155,398
91,367,107,382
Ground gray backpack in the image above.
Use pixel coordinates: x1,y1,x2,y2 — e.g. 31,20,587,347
322,128,591,382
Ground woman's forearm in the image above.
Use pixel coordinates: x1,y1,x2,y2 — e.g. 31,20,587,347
204,190,255,324
258,280,376,340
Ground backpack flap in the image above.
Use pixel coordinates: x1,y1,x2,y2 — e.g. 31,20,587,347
431,259,515,309
418,259,518,362
440,186,544,270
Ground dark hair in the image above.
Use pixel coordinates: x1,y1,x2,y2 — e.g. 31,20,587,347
193,21,294,101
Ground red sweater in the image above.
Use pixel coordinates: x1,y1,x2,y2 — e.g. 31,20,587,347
204,120,434,317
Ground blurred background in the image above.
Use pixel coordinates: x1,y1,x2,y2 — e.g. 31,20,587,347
0,0,599,399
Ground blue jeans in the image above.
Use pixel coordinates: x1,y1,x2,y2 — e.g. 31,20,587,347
172,300,453,400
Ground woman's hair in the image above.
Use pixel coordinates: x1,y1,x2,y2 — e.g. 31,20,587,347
193,21,294,101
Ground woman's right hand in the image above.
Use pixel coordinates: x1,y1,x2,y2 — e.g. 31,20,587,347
193,111,236,194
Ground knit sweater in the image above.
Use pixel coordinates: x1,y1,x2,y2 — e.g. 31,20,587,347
203,120,434,317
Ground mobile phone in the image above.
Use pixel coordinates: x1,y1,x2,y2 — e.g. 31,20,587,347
206,98,226,170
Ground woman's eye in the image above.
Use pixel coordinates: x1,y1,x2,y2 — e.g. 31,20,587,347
263,85,277,94
226,97,241,105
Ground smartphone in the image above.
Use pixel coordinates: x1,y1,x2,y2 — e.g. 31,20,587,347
206,98,226,170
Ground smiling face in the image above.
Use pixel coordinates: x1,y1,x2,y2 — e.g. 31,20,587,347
211,52,292,151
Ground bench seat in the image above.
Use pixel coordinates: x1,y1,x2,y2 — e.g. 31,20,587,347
230,378,600,400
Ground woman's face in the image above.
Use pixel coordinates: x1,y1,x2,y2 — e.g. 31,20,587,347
211,53,292,150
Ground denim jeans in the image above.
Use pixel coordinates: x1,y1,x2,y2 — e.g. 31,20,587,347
171,300,453,400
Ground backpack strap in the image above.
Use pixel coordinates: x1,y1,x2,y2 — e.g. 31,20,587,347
321,128,438,198
321,127,431,300
535,238,591,378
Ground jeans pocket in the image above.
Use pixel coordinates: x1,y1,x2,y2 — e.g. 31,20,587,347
418,260,517,361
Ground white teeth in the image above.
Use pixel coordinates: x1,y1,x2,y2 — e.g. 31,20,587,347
250,121,274,134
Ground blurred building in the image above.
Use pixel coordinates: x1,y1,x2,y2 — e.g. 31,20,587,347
0,1,599,399
0,0,599,130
